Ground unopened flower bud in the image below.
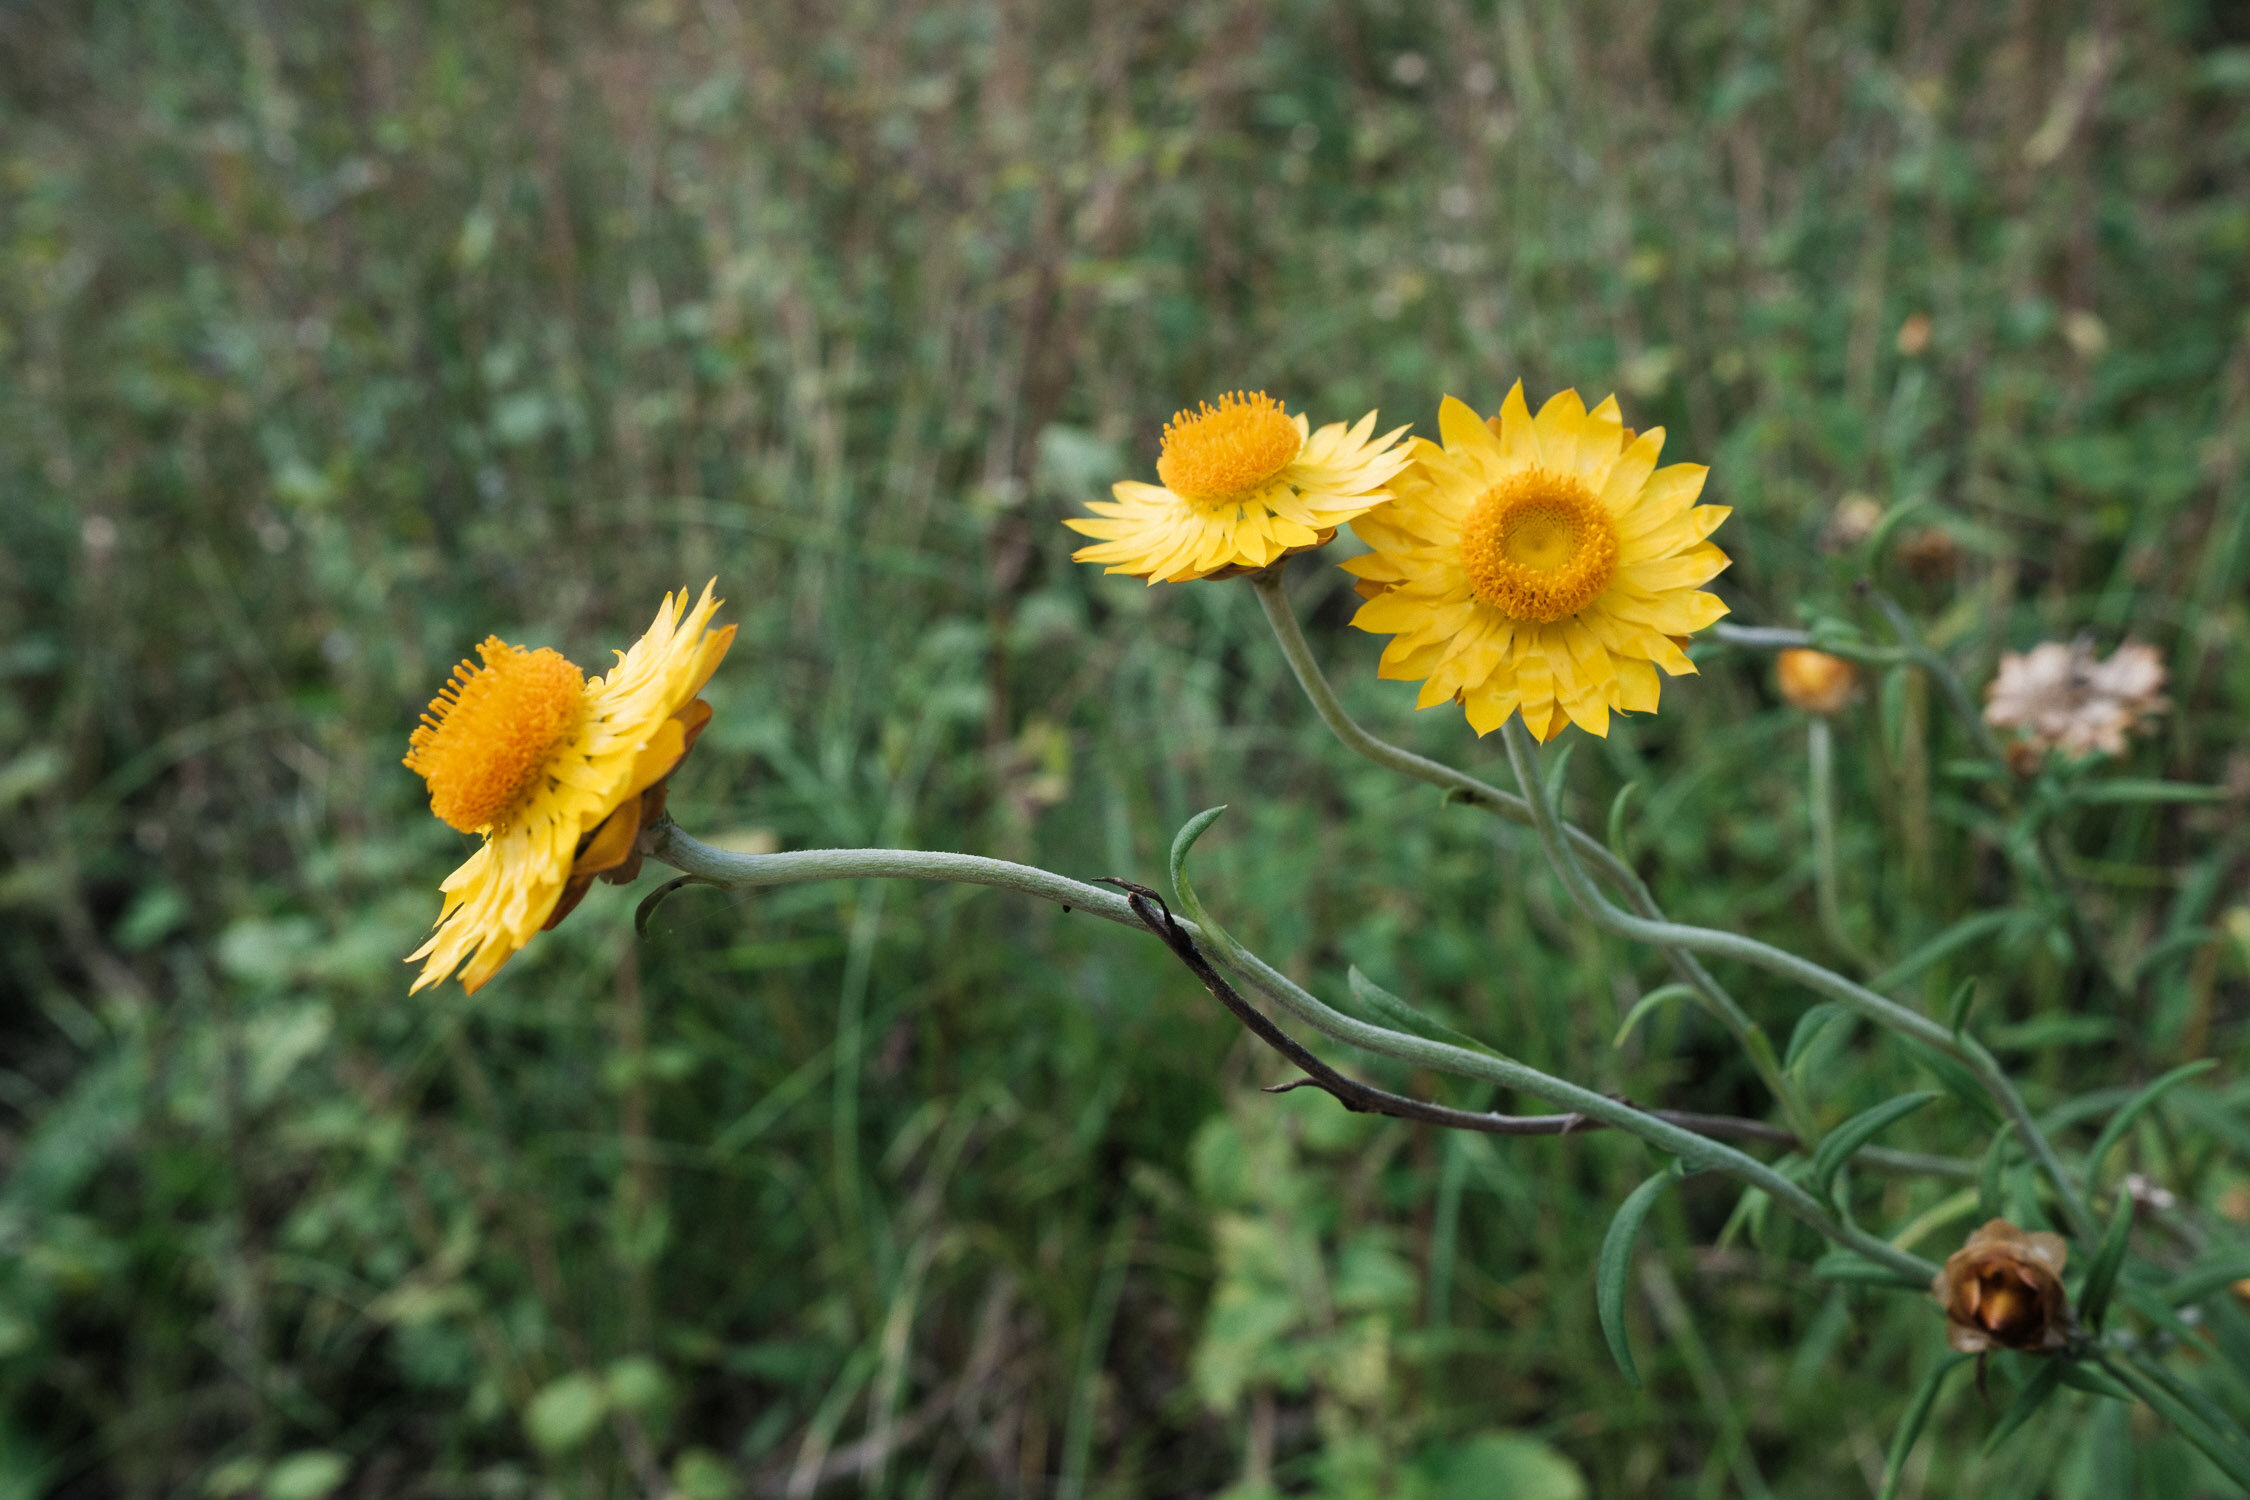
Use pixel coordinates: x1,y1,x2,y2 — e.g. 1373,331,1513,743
1776,649,1858,715
1932,1219,2072,1354
1897,526,1959,584
1823,494,1884,553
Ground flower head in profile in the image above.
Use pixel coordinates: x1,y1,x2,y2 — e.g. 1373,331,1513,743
1933,1218,2072,1354
1065,392,1410,583
1984,638,2168,765
1344,385,1730,740
1776,648,1859,715
404,583,736,993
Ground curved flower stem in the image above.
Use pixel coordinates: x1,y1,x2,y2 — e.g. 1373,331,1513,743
1160,850,1938,1282
1245,569,1817,1143
1496,719,2104,1247
640,826,1966,1190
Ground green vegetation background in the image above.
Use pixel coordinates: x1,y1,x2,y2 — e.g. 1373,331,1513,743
6,1,2250,1495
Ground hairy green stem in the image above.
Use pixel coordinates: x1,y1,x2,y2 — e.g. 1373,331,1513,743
1163,854,1938,1281
1496,719,2103,1247
641,825,1960,1193
1246,569,1817,1142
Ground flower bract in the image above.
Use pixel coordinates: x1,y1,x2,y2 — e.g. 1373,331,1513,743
404,583,736,993
1932,1218,2072,1354
1343,384,1730,739
1064,392,1410,583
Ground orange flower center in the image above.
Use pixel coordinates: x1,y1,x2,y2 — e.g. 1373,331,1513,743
1156,391,1303,506
1458,468,1619,621
405,638,587,833
1973,1271,2034,1336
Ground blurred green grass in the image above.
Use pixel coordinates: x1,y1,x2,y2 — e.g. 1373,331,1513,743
4,1,2250,1495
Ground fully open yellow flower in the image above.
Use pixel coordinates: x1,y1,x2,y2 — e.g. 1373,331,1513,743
1344,385,1730,739
1065,392,1410,582
404,583,736,993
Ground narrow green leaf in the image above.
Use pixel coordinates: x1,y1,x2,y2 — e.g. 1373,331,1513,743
2080,1194,2134,1332
1978,1120,2018,1221
1943,976,1980,1037
2084,1060,2216,1186
1810,1252,1930,1292
1784,1003,1848,1072
1867,909,2020,993
1606,780,1642,864
1811,1093,1939,1201
1878,1355,1970,1500
2126,1348,2250,1470
2065,779,2228,806
1899,1038,2003,1127
1982,1361,2064,1456
1612,983,1699,1049
1346,967,1506,1058
2164,1249,2250,1308
2099,1353,2250,1490
1597,1165,1681,1389
1542,741,1576,811
2056,1362,2133,1402
1167,806,1228,905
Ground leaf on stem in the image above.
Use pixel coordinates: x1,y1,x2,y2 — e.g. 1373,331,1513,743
1811,1092,1939,1202
2063,779,2228,806
1944,976,1981,1037
1978,1120,2018,1221
2079,1193,2133,1332
1981,1361,2064,1456
1606,780,1642,864
1168,806,1228,908
1867,909,2023,994
1612,983,1699,1049
1811,1251,1930,1292
1598,1163,1683,1389
1347,966,1507,1058
1877,1354,1970,1500
1784,1003,1850,1072
1898,1038,2004,1127
2084,1060,2216,1186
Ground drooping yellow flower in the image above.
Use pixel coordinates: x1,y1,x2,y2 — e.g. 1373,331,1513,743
1065,392,1411,582
404,583,736,993
1343,385,1730,740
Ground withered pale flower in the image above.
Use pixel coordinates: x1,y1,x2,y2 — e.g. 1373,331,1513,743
1983,638,2168,763
1776,648,1858,715
1932,1218,2072,1354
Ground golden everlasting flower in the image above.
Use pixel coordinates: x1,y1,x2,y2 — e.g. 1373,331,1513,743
1776,648,1859,715
404,583,736,993
1064,392,1410,583
1343,385,1730,739
1932,1218,2072,1354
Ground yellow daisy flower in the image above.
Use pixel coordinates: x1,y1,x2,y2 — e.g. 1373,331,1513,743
1343,384,1730,740
403,583,736,993
1065,391,1411,582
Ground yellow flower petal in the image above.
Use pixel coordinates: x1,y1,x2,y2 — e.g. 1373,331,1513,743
1344,389,1731,738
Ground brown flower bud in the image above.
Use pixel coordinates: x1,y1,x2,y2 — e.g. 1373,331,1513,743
1897,525,1959,584
1932,1219,2072,1354
1776,649,1858,715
